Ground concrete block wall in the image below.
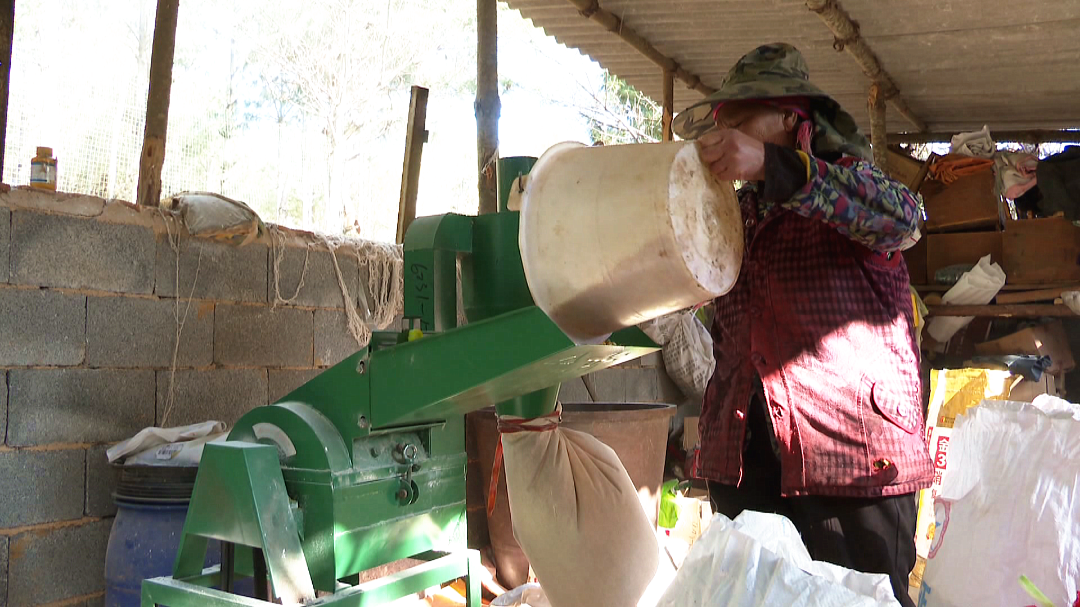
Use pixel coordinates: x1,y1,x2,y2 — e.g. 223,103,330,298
0,189,385,606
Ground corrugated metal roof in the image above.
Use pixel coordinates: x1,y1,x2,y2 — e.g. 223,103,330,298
505,0,1080,134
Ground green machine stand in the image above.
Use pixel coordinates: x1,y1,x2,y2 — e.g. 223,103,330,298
140,171,659,605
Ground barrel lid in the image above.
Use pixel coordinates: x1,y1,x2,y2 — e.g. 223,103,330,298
112,463,199,504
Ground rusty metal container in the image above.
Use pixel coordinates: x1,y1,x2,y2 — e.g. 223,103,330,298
468,402,675,589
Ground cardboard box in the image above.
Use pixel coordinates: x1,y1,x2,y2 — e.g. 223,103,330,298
903,236,928,284
923,171,1001,233
974,320,1076,374
925,231,1002,283
887,149,927,191
1002,217,1080,284
682,416,699,451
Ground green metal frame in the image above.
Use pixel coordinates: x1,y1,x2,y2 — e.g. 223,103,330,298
145,202,659,605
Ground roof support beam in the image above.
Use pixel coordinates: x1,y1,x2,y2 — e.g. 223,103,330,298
805,0,927,133
868,83,888,171
564,0,715,96
893,130,1080,145
661,69,674,141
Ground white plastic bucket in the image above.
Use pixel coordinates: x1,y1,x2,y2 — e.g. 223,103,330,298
519,141,743,344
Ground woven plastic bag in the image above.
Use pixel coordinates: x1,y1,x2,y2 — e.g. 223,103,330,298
656,511,899,606
497,407,659,607
918,396,1080,607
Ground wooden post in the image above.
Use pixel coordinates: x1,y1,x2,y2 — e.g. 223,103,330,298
475,0,500,215
396,86,429,244
868,82,888,173
0,0,14,183
136,0,180,207
661,69,674,142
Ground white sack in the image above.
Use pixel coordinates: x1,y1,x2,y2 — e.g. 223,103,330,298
639,309,715,404
492,584,552,607
919,397,1080,607
926,254,1006,344
106,421,226,464
656,511,899,607
501,417,659,607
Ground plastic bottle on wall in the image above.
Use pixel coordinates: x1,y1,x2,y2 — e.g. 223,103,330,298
30,146,57,190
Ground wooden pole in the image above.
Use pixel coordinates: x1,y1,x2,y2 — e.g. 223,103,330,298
893,130,1080,145
136,0,180,207
661,68,674,142
564,0,715,97
868,82,887,172
805,0,925,132
926,304,1076,318
475,0,500,215
396,86,429,244
0,0,14,183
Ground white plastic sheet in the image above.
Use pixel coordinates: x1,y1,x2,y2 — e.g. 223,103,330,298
106,421,227,465
926,254,1006,344
950,125,995,158
656,511,900,607
919,397,1080,607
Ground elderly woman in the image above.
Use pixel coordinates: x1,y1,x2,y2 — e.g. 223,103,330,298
674,43,931,606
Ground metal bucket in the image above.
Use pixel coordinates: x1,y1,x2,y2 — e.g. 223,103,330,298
519,141,742,344
469,402,676,589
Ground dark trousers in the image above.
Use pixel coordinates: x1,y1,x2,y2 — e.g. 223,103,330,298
708,398,917,607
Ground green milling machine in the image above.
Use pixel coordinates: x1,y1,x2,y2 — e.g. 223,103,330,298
139,157,661,606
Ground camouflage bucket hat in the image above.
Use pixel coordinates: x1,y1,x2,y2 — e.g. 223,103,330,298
672,43,872,160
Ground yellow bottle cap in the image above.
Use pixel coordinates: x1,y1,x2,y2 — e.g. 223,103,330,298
408,328,424,342
36,147,52,158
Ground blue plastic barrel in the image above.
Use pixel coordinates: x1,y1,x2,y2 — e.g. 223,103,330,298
104,465,251,606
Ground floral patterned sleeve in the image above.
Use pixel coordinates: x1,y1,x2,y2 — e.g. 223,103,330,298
781,155,919,253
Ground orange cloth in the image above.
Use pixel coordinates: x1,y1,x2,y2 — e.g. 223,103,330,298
929,154,995,185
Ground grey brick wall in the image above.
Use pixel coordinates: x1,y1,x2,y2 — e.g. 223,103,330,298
0,449,84,527
87,295,214,368
156,237,268,303
7,369,156,446
314,309,364,367
271,245,360,309
6,519,112,605
269,369,322,403
85,445,118,517
0,206,9,283
157,369,268,427
10,211,155,293
0,288,86,366
215,304,313,367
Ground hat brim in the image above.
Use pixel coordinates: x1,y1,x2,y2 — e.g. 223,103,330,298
673,76,835,139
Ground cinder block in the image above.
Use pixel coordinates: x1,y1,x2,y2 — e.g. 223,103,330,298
657,367,685,404
156,237,267,303
215,304,313,367
10,211,155,293
638,351,663,369
83,596,105,607
588,368,626,402
86,444,118,517
0,288,86,366
156,369,268,427
0,449,84,527
270,245,360,309
1,370,7,444
314,309,365,368
558,376,592,403
0,535,8,603
87,295,214,368
269,369,322,403
624,367,660,403
7,519,112,605
7,369,155,446
1,206,10,283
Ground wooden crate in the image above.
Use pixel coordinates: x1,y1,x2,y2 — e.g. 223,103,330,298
903,236,928,284
1002,217,1080,283
925,231,1002,283
923,171,1001,233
